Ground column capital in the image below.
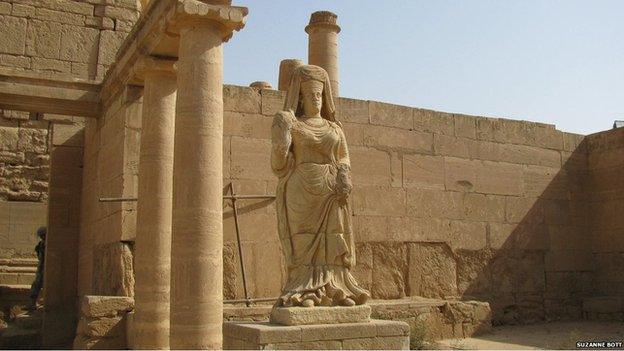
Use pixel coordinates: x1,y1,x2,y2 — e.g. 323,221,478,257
132,56,177,81
168,0,248,42
305,11,341,34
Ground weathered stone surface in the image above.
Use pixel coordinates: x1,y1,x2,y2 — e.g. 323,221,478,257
0,16,27,55
408,243,457,298
270,305,371,326
371,243,407,299
403,154,445,189
97,30,127,66
26,20,62,59
77,316,125,338
60,25,100,63
224,319,410,350
370,101,413,129
91,242,134,297
80,296,134,318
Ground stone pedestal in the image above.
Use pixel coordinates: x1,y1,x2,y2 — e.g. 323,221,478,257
223,319,410,350
270,305,371,326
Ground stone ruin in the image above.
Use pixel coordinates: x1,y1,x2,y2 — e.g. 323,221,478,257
0,0,622,349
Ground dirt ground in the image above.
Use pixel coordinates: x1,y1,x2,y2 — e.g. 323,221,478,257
434,321,624,350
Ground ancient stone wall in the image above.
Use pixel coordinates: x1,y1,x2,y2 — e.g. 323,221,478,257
0,109,80,286
585,128,624,298
0,0,139,81
81,84,594,325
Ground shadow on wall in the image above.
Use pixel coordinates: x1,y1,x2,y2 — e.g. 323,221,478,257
459,139,591,325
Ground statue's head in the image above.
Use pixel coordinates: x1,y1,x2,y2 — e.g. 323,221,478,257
284,65,336,121
36,227,46,239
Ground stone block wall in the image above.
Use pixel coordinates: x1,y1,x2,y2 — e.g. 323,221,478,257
585,128,624,297
0,109,50,285
0,0,139,81
82,84,594,326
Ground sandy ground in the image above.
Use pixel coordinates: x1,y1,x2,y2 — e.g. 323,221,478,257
434,321,624,350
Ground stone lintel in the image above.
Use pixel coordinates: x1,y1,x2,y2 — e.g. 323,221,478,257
270,305,371,326
0,68,101,118
305,10,341,34
223,319,410,350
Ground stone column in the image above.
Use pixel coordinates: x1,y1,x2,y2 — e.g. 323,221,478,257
132,57,176,350
305,11,341,97
278,59,303,91
168,1,247,349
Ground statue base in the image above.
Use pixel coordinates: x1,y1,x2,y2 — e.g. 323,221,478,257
223,319,410,350
270,305,371,326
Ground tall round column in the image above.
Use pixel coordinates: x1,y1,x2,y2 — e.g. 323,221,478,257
133,58,176,350
170,21,225,350
305,11,341,97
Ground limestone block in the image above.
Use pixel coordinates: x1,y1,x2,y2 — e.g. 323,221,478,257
545,249,592,272
505,196,543,224
351,243,372,291
60,25,100,63
224,319,409,350
369,101,413,130
0,53,30,69
408,243,457,298
224,85,261,114
475,161,523,196
523,165,569,200
0,2,10,15
115,19,134,32
73,334,127,350
455,249,494,295
446,220,487,251
32,57,72,73
11,4,35,18
260,89,285,116
414,109,455,136
26,20,62,59
454,114,477,139
80,296,134,318
355,216,390,242
363,125,432,153
534,125,564,150
499,143,561,168
462,193,504,222
230,137,272,180
270,305,371,326
371,243,407,299
17,127,47,153
406,189,463,220
434,134,480,159
91,242,135,297
97,30,127,66
403,154,444,189
0,126,19,150
34,8,84,26
349,146,391,186
337,97,369,124
98,5,139,21
0,16,26,55
223,112,272,139
52,123,84,146
352,186,405,216
77,316,125,338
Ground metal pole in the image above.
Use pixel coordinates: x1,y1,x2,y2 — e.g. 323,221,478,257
230,183,251,307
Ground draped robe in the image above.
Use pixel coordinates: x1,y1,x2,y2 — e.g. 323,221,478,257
271,111,369,307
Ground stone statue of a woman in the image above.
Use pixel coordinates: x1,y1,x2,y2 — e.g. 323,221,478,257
271,65,369,308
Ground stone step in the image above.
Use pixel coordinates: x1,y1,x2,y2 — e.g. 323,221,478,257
13,312,43,330
0,325,41,349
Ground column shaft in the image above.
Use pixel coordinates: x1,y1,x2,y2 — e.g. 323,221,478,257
308,28,339,96
170,22,224,350
133,71,176,349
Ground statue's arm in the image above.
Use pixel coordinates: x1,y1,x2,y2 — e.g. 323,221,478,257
336,126,353,201
271,111,295,176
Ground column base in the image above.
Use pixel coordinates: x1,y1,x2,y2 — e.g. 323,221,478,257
223,319,410,350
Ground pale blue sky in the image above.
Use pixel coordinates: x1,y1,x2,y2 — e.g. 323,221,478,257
223,1,624,135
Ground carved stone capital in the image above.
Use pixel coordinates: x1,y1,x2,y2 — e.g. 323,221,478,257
167,0,248,42
305,11,340,34
132,56,177,81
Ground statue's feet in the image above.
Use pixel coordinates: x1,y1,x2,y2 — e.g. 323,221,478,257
341,297,356,307
301,299,315,308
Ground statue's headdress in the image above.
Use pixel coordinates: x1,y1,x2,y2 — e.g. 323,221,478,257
283,65,336,122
